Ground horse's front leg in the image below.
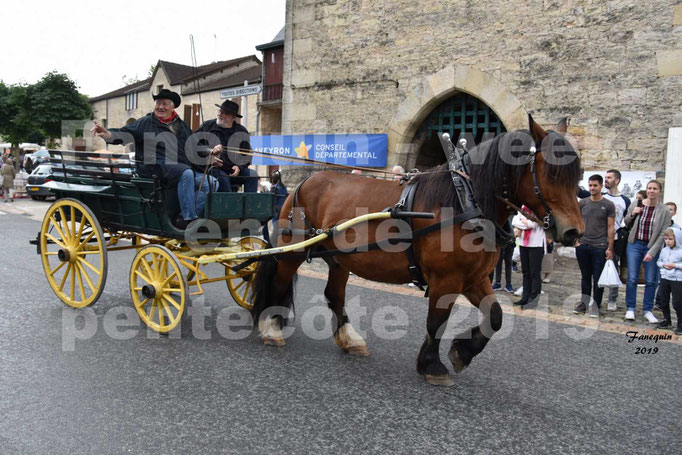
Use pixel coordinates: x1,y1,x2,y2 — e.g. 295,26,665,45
417,282,464,387
450,279,503,373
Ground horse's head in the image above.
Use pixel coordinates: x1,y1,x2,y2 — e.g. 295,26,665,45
516,115,584,246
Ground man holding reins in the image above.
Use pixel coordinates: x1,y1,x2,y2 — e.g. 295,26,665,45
196,100,258,193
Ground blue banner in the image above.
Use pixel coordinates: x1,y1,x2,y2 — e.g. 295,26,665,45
250,134,387,167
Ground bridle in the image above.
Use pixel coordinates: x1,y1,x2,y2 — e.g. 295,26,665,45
527,146,555,230
482,145,555,231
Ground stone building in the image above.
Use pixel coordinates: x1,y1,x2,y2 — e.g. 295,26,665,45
82,56,262,151
281,0,682,179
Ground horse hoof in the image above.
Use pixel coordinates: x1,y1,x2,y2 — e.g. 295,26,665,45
449,349,469,374
263,337,286,346
424,374,454,387
345,345,370,357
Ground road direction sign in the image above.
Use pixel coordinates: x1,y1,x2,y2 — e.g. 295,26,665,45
220,85,262,98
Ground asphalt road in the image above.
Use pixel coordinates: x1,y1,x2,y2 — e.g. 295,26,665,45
1,208,681,454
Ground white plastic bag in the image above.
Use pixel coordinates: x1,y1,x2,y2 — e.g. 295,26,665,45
512,245,520,262
598,259,622,288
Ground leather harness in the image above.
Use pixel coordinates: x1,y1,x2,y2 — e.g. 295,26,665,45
267,136,551,296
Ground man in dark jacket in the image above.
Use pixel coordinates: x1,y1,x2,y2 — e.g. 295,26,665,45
196,100,258,193
91,89,218,229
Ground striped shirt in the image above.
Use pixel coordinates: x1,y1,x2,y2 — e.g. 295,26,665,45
636,205,656,242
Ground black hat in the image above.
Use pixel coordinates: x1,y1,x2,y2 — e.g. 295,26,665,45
215,100,242,118
153,89,181,107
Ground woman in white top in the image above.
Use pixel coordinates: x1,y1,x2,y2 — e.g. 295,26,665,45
512,205,546,306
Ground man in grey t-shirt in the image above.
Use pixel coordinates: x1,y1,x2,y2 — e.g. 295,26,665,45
602,169,630,311
574,174,615,317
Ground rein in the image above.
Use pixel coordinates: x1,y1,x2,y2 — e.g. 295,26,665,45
224,140,555,228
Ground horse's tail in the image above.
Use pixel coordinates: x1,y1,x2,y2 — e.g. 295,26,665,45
250,258,297,325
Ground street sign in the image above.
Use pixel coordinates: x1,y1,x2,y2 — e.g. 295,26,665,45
220,85,262,98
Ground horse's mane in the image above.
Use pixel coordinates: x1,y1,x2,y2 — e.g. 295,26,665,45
410,130,581,220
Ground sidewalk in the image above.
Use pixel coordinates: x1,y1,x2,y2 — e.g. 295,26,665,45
0,198,51,222
299,254,679,338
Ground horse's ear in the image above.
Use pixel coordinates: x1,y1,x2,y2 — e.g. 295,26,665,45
528,114,547,144
556,117,568,136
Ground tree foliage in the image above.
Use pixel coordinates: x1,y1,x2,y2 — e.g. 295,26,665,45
31,72,93,141
0,72,92,146
0,82,34,146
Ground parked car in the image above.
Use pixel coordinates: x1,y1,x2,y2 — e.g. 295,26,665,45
26,163,98,200
26,164,58,200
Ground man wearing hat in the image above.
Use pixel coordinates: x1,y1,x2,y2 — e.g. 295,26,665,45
91,89,218,229
196,100,258,193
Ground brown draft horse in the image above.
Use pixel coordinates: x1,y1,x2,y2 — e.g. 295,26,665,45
251,115,584,386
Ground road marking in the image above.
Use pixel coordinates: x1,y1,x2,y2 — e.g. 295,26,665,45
297,268,682,346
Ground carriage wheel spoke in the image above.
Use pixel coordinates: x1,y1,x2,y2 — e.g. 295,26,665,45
152,253,160,279
70,206,76,243
134,269,153,284
49,218,67,244
77,250,100,255
76,216,87,242
76,230,96,251
163,294,181,311
78,257,101,276
159,299,172,322
158,299,167,325
75,261,86,302
45,233,67,249
234,280,247,291
58,263,72,291
141,258,154,280
148,300,157,320
242,282,251,301
136,297,150,308
58,208,72,243
49,261,66,277
70,263,76,302
77,262,96,294
163,288,182,293
162,271,179,287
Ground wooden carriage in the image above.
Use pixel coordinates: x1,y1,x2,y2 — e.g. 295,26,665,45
32,150,275,333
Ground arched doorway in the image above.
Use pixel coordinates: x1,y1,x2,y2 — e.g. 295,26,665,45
413,92,506,169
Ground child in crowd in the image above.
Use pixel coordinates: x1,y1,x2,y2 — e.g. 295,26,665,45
655,228,682,334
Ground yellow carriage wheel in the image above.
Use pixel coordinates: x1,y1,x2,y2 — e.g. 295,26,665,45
39,198,108,308
130,245,188,333
226,236,267,310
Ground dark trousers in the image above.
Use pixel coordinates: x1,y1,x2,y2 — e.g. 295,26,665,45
658,278,682,326
575,244,607,307
213,168,259,193
494,243,514,286
520,246,544,303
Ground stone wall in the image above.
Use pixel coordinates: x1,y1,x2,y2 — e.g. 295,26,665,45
283,0,682,173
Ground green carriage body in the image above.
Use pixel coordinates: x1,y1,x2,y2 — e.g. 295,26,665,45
44,165,275,239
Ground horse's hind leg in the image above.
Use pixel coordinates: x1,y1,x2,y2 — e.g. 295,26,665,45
450,282,503,373
417,289,459,387
251,257,304,346
324,260,369,356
